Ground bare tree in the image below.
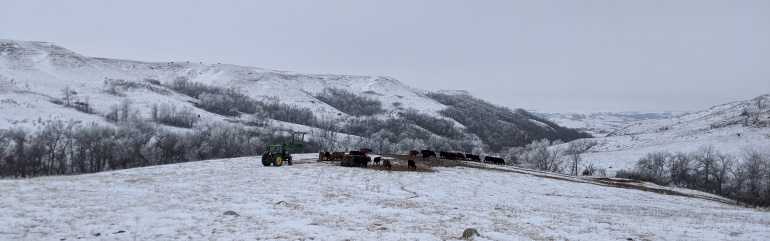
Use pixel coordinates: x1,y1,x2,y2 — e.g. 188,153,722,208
520,139,564,172
669,151,693,187
693,145,718,193
711,152,734,195
60,86,76,106
636,151,672,184
565,139,597,175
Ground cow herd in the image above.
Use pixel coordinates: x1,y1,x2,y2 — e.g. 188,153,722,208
316,148,507,171
410,150,505,165
318,149,401,169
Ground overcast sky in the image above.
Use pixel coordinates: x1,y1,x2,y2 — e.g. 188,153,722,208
2,0,769,112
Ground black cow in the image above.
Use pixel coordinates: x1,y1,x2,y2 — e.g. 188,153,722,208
373,157,382,166
484,156,505,165
440,151,449,159
354,155,371,168
408,160,416,170
420,150,436,161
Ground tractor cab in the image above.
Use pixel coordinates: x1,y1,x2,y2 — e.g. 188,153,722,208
267,145,286,156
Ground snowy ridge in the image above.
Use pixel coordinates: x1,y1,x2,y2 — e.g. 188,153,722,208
0,39,447,129
578,94,770,175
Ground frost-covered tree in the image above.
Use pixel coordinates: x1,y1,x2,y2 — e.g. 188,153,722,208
519,139,564,172
565,139,597,175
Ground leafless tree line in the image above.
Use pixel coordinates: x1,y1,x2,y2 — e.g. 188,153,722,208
0,119,289,178
617,145,770,207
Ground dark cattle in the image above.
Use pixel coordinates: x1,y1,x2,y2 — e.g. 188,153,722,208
409,150,420,156
408,160,416,170
373,157,382,165
382,160,392,170
582,170,590,176
439,151,449,159
349,151,365,156
355,155,371,168
484,156,505,164
360,148,373,154
466,154,481,162
420,150,436,161
318,152,325,162
325,152,330,160
446,152,465,160
330,152,345,161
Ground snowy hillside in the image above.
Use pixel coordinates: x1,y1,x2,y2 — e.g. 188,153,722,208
532,111,689,136
1,155,768,240
0,38,588,154
576,94,770,175
0,39,443,126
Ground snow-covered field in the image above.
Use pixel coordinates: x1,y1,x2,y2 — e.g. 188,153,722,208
2,154,768,240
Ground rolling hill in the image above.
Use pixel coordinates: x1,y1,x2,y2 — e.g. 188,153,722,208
0,38,589,158
575,94,770,176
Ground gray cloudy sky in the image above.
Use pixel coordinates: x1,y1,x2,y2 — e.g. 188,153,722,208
2,0,769,112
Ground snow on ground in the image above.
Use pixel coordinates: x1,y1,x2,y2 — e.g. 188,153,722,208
2,154,768,241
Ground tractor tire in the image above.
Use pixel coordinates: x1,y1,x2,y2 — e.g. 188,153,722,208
273,155,283,166
261,153,271,166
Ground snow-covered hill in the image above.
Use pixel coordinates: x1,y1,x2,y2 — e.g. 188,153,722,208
576,94,770,175
532,111,689,136
0,39,443,126
1,155,767,240
0,38,586,153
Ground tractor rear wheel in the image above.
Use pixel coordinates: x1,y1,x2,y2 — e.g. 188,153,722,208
273,155,283,166
261,153,271,166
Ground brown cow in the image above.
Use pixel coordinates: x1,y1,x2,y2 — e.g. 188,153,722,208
409,150,419,156
360,148,373,154
318,152,325,162
382,160,392,170
329,152,345,161
582,170,590,176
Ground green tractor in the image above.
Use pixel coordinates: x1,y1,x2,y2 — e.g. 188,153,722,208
261,132,306,167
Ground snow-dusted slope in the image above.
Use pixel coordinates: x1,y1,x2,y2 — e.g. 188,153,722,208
0,39,447,129
1,155,767,240
577,94,770,175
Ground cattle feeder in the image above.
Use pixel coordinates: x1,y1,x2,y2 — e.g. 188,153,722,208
261,132,307,167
